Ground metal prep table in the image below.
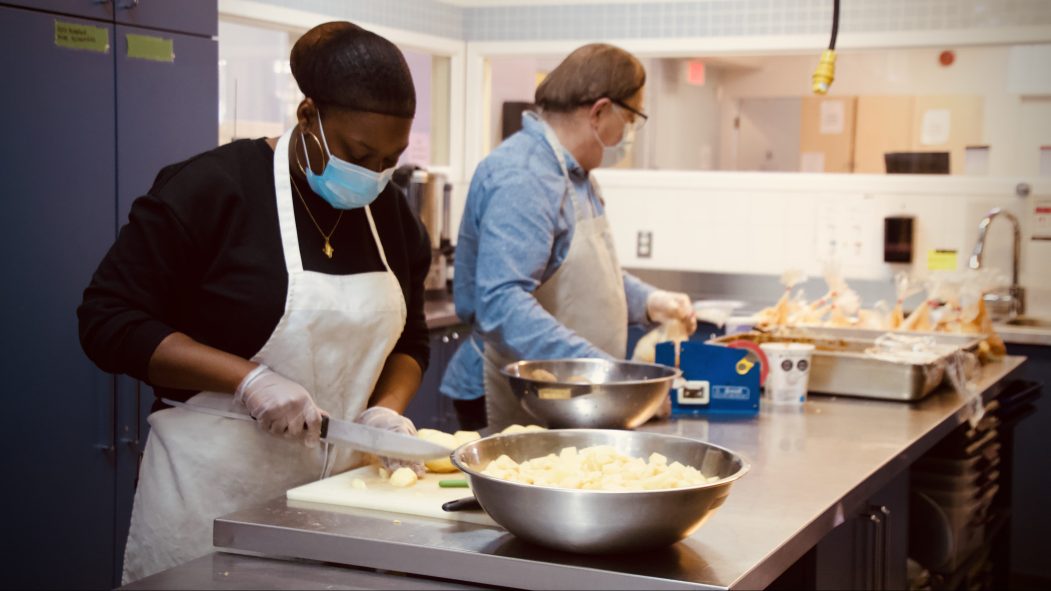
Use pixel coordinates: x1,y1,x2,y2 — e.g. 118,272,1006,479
122,552,487,590
205,357,1025,590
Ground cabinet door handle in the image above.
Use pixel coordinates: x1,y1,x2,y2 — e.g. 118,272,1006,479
116,0,139,9
865,505,890,590
451,332,459,340
441,335,450,344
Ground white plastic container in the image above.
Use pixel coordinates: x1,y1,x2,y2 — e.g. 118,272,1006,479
759,343,815,406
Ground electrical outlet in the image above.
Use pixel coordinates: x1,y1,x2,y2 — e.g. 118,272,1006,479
636,231,653,258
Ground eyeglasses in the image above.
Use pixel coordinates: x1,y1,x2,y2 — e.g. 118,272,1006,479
610,98,649,132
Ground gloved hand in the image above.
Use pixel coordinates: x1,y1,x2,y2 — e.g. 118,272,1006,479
354,406,426,477
234,365,325,447
646,290,698,334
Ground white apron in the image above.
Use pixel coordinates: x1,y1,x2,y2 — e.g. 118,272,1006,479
121,129,407,584
483,122,629,430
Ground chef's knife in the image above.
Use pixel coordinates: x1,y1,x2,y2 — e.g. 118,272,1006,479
320,415,451,461
210,406,451,462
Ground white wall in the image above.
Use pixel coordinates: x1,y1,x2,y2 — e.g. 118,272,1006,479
595,171,1051,309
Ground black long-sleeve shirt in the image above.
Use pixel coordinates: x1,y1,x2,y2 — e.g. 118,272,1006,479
78,138,431,407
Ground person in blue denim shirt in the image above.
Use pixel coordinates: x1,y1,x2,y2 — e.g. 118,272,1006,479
442,44,696,430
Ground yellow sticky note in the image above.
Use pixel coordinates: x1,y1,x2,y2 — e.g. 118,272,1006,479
54,20,110,53
126,33,174,63
927,249,958,271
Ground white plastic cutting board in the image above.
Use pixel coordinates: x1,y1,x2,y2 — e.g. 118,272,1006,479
286,465,496,526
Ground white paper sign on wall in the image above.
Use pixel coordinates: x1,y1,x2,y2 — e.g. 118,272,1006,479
920,109,951,146
819,100,845,135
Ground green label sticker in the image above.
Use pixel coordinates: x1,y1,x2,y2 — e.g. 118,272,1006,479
126,33,174,63
927,249,958,271
54,20,110,53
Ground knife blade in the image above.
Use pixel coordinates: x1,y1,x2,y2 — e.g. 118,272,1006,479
320,415,451,461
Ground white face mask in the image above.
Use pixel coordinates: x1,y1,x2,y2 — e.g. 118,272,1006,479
593,104,635,167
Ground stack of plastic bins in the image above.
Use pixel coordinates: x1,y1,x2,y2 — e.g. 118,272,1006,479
908,414,1002,587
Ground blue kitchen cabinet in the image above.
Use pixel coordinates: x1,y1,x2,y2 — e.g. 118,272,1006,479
1,0,113,20
0,1,217,587
113,0,217,37
404,325,467,432
1,0,216,36
0,6,118,589
1005,343,1051,581
112,22,218,582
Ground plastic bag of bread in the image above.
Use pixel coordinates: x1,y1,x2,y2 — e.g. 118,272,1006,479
631,317,692,365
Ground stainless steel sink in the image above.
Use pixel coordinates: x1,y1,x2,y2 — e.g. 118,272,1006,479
1001,316,1051,328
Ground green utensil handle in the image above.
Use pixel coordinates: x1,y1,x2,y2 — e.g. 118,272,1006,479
439,479,468,488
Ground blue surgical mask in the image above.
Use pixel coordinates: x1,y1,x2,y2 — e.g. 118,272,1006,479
301,110,394,210
593,104,635,167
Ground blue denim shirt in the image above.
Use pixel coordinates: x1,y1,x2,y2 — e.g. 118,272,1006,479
439,113,654,401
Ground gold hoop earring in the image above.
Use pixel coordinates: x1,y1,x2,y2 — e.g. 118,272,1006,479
296,125,326,175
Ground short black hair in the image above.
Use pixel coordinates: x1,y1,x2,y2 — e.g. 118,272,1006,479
290,21,416,118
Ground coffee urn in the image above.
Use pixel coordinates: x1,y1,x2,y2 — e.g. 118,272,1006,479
406,169,454,298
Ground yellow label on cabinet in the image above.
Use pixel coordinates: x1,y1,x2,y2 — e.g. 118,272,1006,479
54,20,110,53
126,33,174,62
927,249,958,271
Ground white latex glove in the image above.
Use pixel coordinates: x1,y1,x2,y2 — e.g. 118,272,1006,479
234,365,325,447
646,290,698,334
354,406,426,477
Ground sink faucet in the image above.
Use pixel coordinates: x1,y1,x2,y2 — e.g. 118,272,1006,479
968,207,1025,319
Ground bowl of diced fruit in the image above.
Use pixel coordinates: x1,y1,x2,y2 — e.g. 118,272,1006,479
450,428,748,553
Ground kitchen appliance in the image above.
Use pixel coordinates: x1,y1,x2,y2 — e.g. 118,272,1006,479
406,169,454,296
709,327,982,401
451,429,749,554
500,359,681,428
884,151,950,174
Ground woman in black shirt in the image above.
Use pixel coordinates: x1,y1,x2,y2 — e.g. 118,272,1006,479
78,22,431,583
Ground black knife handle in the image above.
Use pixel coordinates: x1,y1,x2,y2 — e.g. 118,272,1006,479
442,497,482,512
319,415,330,439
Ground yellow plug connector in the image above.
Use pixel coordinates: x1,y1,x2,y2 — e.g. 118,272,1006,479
811,49,837,95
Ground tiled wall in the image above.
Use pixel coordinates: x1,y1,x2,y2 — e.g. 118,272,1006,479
462,0,1051,42
247,0,464,39
246,0,1051,42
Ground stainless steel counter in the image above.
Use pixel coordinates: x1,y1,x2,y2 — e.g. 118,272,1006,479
213,356,1025,590
993,323,1051,346
123,552,484,590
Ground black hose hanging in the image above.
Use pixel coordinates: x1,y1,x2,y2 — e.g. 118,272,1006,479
829,0,840,50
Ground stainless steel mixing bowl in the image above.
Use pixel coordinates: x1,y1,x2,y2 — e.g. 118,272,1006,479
450,429,749,554
500,359,681,428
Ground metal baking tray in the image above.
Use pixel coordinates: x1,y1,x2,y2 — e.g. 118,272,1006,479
709,327,981,402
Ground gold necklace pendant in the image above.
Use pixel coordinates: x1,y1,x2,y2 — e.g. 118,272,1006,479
291,177,343,260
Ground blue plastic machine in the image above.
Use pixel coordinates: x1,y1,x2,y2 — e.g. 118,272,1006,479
656,341,761,417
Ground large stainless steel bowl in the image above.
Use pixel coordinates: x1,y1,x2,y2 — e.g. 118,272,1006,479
451,429,749,554
501,359,681,428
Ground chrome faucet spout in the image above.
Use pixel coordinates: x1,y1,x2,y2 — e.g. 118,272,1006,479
968,207,1021,286
968,207,1024,319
